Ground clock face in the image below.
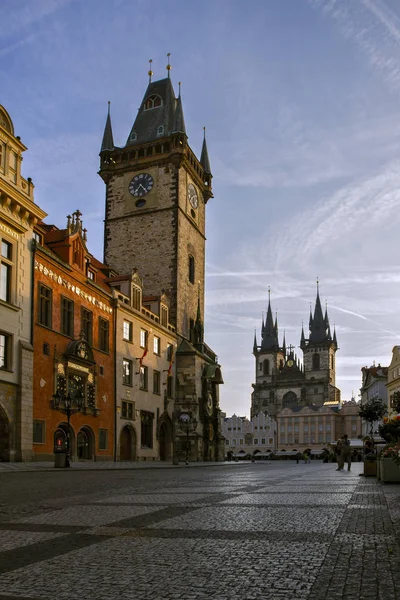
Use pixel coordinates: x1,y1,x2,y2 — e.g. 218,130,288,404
287,359,294,368
188,183,198,209
128,173,154,197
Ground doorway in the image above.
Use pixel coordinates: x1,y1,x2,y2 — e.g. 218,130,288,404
77,427,94,460
119,425,136,461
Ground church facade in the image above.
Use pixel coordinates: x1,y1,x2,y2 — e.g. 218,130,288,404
98,67,224,461
251,287,340,419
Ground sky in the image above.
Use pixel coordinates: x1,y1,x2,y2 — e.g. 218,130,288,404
2,0,400,417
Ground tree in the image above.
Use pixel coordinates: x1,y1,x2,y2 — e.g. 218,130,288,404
358,398,387,436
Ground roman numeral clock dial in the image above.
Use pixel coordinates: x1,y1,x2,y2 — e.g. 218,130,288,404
128,173,154,197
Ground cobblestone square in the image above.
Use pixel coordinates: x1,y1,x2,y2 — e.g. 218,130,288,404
0,461,400,599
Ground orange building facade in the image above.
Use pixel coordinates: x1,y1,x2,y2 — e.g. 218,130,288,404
32,211,115,461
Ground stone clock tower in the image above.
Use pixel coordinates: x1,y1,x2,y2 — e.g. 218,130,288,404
99,74,211,339
98,66,224,462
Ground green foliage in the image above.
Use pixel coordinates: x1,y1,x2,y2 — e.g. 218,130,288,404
358,398,387,434
379,420,400,443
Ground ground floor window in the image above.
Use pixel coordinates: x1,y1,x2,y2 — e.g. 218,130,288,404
99,429,108,450
33,420,45,444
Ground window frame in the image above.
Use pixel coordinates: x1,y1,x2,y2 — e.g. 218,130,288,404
153,335,160,355
33,419,45,444
81,307,93,346
122,358,133,386
38,284,52,328
0,332,12,370
61,296,74,337
123,320,133,342
140,410,154,448
139,365,148,391
99,317,110,352
188,255,195,284
1,238,14,304
153,370,161,395
140,329,148,349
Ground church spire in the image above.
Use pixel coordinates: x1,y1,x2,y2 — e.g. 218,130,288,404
100,102,114,152
309,280,332,344
172,82,186,134
282,330,286,354
260,289,279,351
333,325,338,348
200,127,211,175
253,329,258,354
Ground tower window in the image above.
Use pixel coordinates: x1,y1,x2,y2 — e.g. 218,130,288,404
144,95,162,111
312,353,320,370
130,132,137,141
188,255,195,284
263,359,270,375
157,125,164,136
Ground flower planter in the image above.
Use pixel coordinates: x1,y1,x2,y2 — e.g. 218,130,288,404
364,459,377,477
380,458,400,483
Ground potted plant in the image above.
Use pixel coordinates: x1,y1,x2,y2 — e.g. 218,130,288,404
359,399,387,477
379,443,400,483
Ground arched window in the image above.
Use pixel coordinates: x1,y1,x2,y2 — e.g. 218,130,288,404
144,95,162,110
312,353,320,370
130,132,137,141
188,255,195,284
282,391,297,408
263,359,270,375
157,125,164,136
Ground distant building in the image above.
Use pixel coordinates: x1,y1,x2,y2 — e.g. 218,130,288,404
251,285,340,420
276,399,362,452
220,412,276,457
360,363,388,436
386,347,400,417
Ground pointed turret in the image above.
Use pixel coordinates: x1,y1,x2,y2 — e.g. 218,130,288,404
300,323,305,349
282,331,286,355
333,326,338,348
172,83,186,134
193,290,204,345
253,330,258,354
200,128,211,175
100,102,114,152
309,281,331,344
261,290,279,351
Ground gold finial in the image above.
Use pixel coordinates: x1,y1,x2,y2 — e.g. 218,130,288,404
148,59,153,82
178,81,181,96
166,52,171,77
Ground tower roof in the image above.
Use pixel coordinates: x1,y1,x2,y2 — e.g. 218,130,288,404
172,86,186,134
126,77,182,146
260,291,279,351
200,129,211,174
309,282,333,344
100,102,114,152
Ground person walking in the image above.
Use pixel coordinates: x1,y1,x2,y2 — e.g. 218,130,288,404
340,434,352,471
335,438,343,471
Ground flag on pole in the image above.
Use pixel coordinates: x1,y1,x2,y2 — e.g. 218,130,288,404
139,340,148,369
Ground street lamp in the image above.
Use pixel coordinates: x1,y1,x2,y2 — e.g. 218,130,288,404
52,389,84,467
179,413,197,466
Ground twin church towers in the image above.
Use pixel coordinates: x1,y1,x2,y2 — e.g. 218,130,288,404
251,286,340,418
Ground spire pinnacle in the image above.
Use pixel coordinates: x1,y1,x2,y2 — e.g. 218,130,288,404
172,83,186,134
100,101,114,153
200,127,212,175
166,53,171,78
148,59,153,83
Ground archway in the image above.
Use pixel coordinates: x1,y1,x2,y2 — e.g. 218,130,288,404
119,425,136,461
159,418,173,461
0,406,10,462
77,427,94,460
56,422,75,459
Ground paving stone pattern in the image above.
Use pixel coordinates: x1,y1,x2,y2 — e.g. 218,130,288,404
0,462,400,599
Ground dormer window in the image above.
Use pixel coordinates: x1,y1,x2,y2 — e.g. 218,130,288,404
87,270,95,281
144,95,162,111
130,132,137,141
156,125,164,137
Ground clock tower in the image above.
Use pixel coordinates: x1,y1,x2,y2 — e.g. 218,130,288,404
98,64,224,462
99,74,212,340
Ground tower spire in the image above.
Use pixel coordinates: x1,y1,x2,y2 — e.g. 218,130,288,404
193,283,204,345
309,281,332,344
200,127,211,175
253,329,258,354
260,288,279,351
172,82,186,134
100,101,114,152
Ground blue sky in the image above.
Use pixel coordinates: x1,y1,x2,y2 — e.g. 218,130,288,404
3,0,400,416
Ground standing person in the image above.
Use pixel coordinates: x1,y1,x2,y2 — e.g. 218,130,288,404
340,434,352,471
335,438,343,471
